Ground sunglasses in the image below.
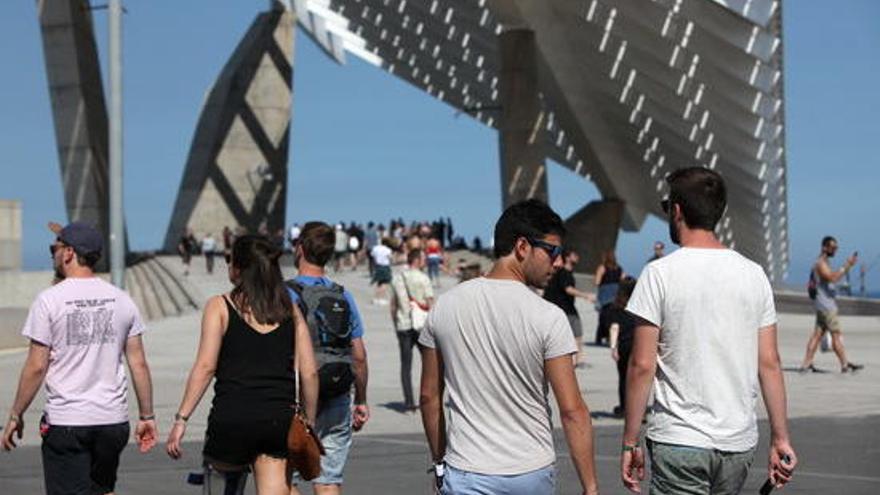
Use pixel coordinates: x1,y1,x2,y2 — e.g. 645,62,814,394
49,241,68,256
526,237,563,261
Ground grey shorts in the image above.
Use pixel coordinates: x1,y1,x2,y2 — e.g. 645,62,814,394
647,440,756,495
567,314,583,338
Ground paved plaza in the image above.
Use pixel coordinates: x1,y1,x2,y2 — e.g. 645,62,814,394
1,257,878,493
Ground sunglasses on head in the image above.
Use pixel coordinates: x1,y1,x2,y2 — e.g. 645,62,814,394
526,237,563,261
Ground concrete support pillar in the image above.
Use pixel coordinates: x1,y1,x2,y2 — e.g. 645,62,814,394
565,199,624,273
0,200,22,271
497,29,548,208
37,0,116,271
164,2,294,250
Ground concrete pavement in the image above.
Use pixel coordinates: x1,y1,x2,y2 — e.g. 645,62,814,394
1,256,878,493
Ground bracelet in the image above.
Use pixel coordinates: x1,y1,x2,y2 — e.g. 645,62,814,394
139,414,156,421
622,443,640,453
174,413,189,423
8,413,21,424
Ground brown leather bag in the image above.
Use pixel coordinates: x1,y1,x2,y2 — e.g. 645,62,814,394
287,323,325,480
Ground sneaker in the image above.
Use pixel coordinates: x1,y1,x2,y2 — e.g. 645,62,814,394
842,362,864,373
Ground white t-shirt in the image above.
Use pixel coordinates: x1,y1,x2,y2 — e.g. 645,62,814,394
419,277,577,475
22,278,146,426
201,236,217,254
626,248,777,452
370,244,392,267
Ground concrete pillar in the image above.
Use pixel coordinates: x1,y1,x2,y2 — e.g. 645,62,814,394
164,2,294,250
37,0,117,271
497,28,548,208
0,200,22,271
564,199,624,273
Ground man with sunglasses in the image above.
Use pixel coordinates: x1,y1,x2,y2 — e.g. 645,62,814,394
420,199,599,495
2,222,157,495
621,167,796,494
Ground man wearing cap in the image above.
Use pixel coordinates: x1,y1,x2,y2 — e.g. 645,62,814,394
2,222,158,495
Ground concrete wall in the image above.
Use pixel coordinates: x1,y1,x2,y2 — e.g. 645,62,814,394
0,200,22,271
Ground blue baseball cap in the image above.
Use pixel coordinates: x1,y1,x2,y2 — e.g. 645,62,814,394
49,221,103,257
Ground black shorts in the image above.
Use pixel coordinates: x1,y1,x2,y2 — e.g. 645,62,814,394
41,421,130,495
203,412,292,468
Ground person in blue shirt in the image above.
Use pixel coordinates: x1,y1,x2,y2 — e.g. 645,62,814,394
288,221,369,495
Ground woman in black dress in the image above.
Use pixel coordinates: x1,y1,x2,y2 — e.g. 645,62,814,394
166,235,318,494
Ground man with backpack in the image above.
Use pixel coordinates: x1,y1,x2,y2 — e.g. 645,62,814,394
799,236,862,373
288,221,369,495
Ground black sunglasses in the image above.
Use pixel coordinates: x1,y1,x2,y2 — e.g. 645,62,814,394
49,241,68,256
526,237,563,261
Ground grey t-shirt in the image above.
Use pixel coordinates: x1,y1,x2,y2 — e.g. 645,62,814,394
418,277,577,475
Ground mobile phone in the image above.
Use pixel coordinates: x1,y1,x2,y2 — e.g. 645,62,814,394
759,455,792,494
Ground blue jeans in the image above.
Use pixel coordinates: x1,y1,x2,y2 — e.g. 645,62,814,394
292,394,353,485
442,464,556,495
427,257,441,280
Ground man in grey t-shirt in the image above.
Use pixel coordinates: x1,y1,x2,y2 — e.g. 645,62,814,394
621,167,796,494
419,200,599,495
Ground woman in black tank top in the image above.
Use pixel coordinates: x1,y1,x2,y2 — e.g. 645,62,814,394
165,235,318,492
594,250,626,345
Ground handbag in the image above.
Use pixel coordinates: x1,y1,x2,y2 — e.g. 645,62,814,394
401,270,429,330
287,324,325,480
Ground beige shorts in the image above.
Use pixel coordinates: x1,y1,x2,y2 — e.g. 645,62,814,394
816,310,842,333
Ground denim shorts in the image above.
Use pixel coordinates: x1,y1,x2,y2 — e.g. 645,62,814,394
442,463,556,495
292,394,353,485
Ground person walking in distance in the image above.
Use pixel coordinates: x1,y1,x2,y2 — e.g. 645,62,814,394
202,232,218,275
594,251,625,345
390,249,434,411
288,222,370,495
798,236,863,373
370,238,394,305
165,235,319,494
621,167,796,494
649,241,665,262
607,277,637,418
420,199,599,495
2,221,158,495
543,249,595,366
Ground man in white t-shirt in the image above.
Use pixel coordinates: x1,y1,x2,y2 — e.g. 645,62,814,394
389,249,434,411
370,239,393,304
621,167,797,494
419,199,599,495
2,222,157,495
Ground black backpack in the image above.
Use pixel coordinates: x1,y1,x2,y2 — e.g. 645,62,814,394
807,270,818,300
287,280,355,400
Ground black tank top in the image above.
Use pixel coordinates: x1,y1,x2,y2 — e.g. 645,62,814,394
600,266,622,286
209,297,295,422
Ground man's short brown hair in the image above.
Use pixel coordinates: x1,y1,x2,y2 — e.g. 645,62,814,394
299,221,335,266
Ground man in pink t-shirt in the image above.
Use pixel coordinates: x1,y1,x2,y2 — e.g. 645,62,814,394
2,222,158,495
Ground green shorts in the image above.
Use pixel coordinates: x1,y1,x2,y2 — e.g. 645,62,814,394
816,310,842,333
647,440,755,495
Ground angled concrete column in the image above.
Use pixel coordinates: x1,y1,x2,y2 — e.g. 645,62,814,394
497,28,548,208
37,0,114,270
0,200,22,271
164,2,294,250
564,199,624,274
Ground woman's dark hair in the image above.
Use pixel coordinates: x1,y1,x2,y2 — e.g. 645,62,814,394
493,199,566,258
665,166,727,231
229,234,291,325
602,250,619,270
614,276,637,308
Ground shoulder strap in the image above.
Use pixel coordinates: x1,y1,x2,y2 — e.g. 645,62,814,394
293,317,301,410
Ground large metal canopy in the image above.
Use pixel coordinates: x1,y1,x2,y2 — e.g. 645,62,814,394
292,0,788,282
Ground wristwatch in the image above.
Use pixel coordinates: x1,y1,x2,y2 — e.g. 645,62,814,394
174,412,190,423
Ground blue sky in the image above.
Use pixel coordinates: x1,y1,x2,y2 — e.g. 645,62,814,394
1,1,878,291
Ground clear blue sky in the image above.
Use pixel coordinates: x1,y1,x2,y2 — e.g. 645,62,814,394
1,1,878,291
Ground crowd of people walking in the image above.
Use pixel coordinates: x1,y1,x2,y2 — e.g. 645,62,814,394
6,166,872,494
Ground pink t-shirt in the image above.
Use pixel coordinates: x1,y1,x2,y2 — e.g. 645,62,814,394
22,277,146,426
